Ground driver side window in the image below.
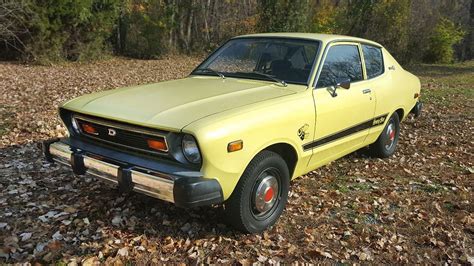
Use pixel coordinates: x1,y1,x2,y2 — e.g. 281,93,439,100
316,44,363,88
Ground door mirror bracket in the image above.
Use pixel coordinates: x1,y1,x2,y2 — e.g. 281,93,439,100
327,78,351,97
327,86,337,97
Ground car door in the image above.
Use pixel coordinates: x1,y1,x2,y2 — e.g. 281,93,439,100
306,42,376,170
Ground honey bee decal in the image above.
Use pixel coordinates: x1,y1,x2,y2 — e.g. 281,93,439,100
298,124,309,140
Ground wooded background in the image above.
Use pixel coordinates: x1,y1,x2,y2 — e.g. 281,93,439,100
0,0,472,65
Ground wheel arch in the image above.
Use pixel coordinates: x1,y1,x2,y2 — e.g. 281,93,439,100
394,108,405,121
262,142,298,178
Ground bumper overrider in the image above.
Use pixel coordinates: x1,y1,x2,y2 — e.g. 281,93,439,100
42,138,223,208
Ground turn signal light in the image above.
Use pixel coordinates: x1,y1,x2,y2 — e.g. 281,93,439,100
82,123,98,135
147,138,168,152
227,140,243,152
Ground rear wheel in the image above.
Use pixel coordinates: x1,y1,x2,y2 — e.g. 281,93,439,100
368,112,400,158
224,150,289,233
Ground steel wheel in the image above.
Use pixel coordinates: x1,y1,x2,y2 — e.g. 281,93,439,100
250,168,281,220
368,112,400,158
384,122,396,151
224,151,289,233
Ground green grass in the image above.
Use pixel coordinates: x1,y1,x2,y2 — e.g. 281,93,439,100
410,182,446,194
444,202,455,212
408,60,474,108
351,182,372,191
422,85,474,107
420,183,444,194
0,105,13,137
326,175,373,194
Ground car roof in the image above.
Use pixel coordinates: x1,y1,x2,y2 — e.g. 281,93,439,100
235,32,383,47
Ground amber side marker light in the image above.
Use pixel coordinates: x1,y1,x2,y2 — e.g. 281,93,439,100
147,138,168,152
414,92,420,99
82,123,98,135
228,140,243,152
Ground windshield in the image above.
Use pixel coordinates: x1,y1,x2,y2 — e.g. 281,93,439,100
193,38,320,85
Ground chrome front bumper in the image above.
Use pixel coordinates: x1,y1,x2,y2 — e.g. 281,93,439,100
44,139,223,207
49,141,175,202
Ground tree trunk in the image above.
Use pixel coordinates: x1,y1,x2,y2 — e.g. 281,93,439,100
467,0,474,59
203,0,211,44
185,1,194,51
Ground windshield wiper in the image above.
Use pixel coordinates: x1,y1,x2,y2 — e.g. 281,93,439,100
194,68,225,79
250,71,287,87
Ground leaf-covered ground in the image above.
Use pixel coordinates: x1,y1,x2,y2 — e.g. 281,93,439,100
0,58,472,264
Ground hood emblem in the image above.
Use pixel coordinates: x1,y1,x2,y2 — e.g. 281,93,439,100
108,128,117,136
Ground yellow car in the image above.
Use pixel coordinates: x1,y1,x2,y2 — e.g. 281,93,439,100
43,33,422,233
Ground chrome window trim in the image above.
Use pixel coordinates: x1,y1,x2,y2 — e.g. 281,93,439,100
361,44,385,80
312,39,383,89
313,42,364,89
73,114,169,154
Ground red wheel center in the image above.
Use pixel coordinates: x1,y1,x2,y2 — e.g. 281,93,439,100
389,129,395,140
264,187,274,202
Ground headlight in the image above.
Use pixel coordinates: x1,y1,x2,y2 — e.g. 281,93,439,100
71,117,80,133
182,134,201,164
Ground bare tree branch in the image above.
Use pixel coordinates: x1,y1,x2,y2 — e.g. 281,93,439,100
0,0,31,53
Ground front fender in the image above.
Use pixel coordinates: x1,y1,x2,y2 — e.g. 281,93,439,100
182,90,315,200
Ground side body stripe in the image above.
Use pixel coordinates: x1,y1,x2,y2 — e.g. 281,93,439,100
303,113,389,151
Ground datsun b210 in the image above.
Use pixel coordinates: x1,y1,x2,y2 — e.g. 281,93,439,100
43,33,422,233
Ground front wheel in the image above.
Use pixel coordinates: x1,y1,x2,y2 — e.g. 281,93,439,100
368,112,400,158
224,150,289,233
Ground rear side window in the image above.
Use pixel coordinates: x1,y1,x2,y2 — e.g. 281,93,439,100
316,45,363,88
362,45,384,79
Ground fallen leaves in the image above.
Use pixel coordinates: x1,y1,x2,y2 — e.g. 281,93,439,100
0,56,202,147
0,59,472,264
19,233,32,242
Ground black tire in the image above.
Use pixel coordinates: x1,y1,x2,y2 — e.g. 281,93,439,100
224,150,289,233
368,112,400,158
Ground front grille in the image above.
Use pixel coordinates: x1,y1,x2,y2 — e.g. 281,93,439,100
74,115,168,155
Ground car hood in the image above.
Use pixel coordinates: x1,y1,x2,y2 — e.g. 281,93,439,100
61,76,298,131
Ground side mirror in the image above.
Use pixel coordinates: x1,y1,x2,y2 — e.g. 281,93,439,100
336,78,351,89
327,78,351,97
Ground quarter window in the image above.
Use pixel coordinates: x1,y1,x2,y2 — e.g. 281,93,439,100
316,45,363,88
362,45,384,79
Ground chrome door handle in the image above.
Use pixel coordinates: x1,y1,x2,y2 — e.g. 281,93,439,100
363,89,372,94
